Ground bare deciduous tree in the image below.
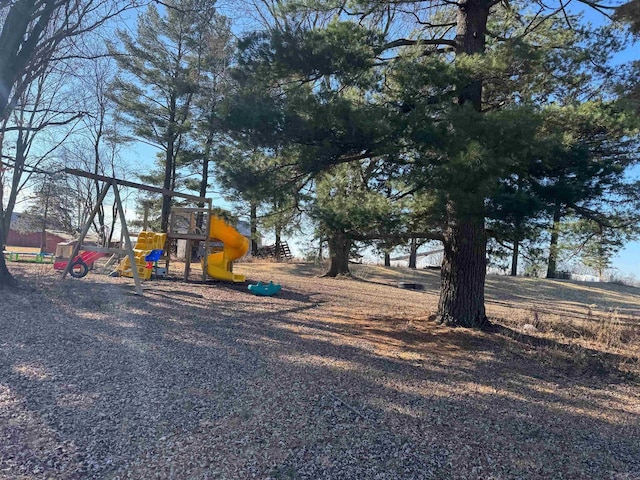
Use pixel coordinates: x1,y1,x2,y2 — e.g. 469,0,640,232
0,0,136,286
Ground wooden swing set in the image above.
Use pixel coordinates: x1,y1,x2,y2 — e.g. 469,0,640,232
61,168,213,295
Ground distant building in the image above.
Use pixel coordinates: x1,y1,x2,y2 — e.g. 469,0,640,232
236,220,251,240
5,212,88,253
6,229,71,254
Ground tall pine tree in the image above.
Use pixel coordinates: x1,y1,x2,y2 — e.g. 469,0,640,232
108,0,226,231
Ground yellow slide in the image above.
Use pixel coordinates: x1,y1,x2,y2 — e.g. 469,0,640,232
203,216,249,282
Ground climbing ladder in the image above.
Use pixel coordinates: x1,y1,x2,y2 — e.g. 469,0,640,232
255,241,293,261
116,231,167,280
280,241,293,260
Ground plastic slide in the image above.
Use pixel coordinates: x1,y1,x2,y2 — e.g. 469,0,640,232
203,216,249,283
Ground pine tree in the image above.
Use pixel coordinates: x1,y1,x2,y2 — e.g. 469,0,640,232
311,162,405,276
223,0,637,327
530,102,639,278
21,172,76,252
215,147,299,255
108,0,225,231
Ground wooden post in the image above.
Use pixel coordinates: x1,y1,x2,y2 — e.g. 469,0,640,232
63,183,111,279
202,202,212,282
112,181,143,296
142,204,149,231
166,209,174,273
184,240,191,281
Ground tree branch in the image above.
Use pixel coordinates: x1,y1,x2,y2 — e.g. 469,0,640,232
352,231,444,242
381,37,457,52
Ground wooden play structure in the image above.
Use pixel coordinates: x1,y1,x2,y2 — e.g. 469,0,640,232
168,207,248,283
60,169,248,295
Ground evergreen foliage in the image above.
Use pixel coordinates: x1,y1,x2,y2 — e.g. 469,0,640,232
108,0,230,231
220,0,639,326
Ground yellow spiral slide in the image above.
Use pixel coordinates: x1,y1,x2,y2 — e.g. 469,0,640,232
203,216,249,282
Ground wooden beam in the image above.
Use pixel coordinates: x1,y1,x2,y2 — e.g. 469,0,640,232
184,240,191,281
112,181,144,296
202,210,211,282
172,207,211,213
63,183,112,279
80,246,130,254
64,168,207,203
167,233,208,241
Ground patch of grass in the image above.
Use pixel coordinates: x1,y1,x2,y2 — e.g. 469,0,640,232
595,308,633,348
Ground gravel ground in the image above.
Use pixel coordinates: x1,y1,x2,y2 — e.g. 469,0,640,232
1,261,639,479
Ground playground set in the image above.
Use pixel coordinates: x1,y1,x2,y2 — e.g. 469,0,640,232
44,168,279,296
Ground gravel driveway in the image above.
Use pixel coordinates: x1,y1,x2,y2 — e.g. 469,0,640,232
1,263,639,479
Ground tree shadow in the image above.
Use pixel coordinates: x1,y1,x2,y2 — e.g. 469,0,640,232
1,271,639,479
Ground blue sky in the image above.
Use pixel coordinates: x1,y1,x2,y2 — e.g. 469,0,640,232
578,4,639,278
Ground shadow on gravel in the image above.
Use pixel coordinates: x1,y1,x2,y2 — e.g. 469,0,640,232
1,270,638,479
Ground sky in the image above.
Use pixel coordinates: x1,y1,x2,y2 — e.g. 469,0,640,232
579,4,640,279
108,2,640,278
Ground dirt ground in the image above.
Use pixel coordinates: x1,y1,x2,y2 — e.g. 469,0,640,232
1,260,639,479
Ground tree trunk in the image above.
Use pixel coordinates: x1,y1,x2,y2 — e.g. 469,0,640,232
93,110,106,245
40,182,50,253
2,127,26,238
0,220,15,287
546,200,562,279
436,0,490,328
436,203,488,327
510,239,519,276
409,238,418,269
250,201,258,254
323,231,350,277
384,252,391,267
160,145,174,233
455,0,489,111
0,0,56,123
108,203,117,246
160,95,177,233
274,224,282,262
196,133,212,231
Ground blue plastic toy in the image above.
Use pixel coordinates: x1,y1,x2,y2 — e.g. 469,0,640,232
248,281,282,296
144,249,164,263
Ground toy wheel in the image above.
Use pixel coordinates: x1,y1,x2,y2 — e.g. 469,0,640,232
69,259,89,278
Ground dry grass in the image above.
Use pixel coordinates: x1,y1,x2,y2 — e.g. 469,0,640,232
348,262,639,364
1,260,639,479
